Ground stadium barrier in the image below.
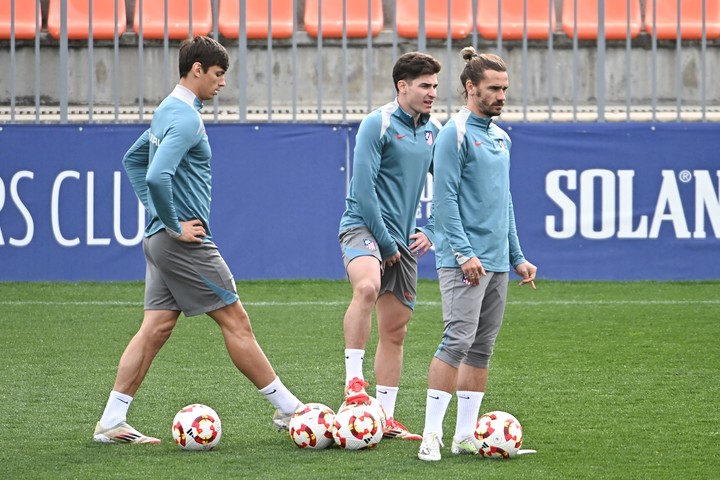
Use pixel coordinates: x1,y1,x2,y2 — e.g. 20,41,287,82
1,0,720,123
1,122,718,281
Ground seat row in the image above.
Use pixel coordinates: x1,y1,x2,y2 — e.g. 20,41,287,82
2,0,719,41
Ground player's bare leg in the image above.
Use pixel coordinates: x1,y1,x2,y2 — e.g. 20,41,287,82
95,310,179,444
374,292,411,388
427,356,458,394
113,309,180,395
208,301,277,388
375,293,420,440
342,256,381,403
343,256,381,350
457,364,488,393
209,301,303,430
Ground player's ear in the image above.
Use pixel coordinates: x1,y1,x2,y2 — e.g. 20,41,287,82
192,62,203,78
397,79,407,95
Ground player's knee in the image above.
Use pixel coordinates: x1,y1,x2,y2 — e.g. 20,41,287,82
145,323,174,347
353,280,380,305
379,320,407,345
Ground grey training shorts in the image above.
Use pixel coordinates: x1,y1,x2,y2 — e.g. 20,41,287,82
434,268,508,369
339,226,418,310
142,230,239,317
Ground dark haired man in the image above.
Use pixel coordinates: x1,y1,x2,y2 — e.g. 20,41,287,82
93,37,303,444
338,52,442,441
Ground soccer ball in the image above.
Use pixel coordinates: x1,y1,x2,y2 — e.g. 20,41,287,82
475,411,523,459
289,403,335,449
332,403,383,450
172,404,222,451
338,396,387,431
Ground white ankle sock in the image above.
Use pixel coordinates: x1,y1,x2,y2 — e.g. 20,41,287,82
454,390,484,441
344,349,365,384
259,376,302,414
99,390,133,428
375,385,399,419
422,389,452,438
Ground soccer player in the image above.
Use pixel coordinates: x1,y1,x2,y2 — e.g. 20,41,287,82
338,52,442,441
93,36,303,444
417,47,537,461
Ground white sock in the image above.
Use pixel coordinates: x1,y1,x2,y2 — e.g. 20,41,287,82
99,390,133,428
259,377,302,414
375,385,399,419
454,390,484,441
422,389,452,438
344,349,365,384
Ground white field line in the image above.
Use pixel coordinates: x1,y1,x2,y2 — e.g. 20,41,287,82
2,300,719,307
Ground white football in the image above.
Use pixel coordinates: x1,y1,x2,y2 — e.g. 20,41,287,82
332,403,383,450
338,396,387,431
171,404,222,451
289,403,335,449
475,410,523,459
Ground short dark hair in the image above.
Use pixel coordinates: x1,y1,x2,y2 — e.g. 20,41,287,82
392,52,441,93
178,36,229,78
459,46,507,100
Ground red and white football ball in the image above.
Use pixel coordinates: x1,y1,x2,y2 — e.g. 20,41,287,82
332,404,383,450
338,396,387,431
172,404,222,451
475,411,523,459
289,403,336,449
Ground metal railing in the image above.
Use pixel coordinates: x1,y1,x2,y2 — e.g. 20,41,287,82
1,0,719,124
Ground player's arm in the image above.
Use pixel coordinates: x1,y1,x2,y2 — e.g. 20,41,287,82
146,117,201,238
507,192,525,267
505,135,526,268
434,126,475,263
506,134,536,288
122,129,152,208
352,116,397,259
412,198,434,258
413,160,435,256
508,191,536,288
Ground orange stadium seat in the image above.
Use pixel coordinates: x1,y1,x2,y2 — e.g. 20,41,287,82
562,0,642,40
0,0,40,39
395,0,474,39
133,0,212,40
477,0,556,40
218,0,294,39
304,0,383,38
644,0,720,40
48,0,127,40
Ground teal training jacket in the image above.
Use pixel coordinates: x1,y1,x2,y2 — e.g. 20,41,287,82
123,85,214,241
339,99,442,259
432,107,525,272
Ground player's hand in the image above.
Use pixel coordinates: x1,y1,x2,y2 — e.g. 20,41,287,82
383,251,401,268
178,219,206,244
515,261,537,289
461,257,486,286
408,232,432,258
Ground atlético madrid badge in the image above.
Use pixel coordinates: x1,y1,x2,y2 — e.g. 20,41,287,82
363,238,377,251
425,131,434,145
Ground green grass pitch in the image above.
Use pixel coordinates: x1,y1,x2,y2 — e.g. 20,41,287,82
1,279,718,479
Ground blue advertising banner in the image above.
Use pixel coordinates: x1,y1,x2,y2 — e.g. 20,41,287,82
0,124,349,281
505,123,720,280
1,122,718,281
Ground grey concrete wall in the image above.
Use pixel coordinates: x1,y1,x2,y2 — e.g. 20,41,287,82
3,37,718,109
2,0,718,121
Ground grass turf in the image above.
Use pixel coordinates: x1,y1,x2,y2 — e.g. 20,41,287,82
0,280,718,479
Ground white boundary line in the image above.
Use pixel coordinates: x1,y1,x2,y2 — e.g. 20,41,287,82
2,300,719,307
